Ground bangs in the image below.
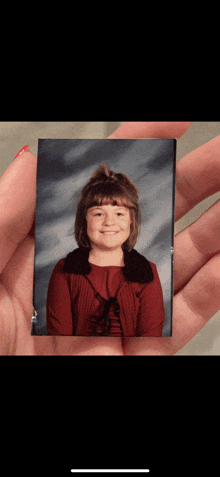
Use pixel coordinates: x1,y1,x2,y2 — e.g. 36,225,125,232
85,182,135,211
87,194,132,209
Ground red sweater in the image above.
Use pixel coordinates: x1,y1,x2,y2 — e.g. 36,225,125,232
46,247,165,337
85,264,124,336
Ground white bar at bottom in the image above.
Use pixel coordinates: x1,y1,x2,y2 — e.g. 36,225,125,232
70,471,150,473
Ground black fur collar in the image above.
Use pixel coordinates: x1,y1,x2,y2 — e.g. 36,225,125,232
63,247,154,284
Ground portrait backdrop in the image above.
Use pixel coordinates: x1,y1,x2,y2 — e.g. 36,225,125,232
33,138,176,336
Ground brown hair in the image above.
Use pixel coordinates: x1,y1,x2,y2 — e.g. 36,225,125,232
74,163,141,252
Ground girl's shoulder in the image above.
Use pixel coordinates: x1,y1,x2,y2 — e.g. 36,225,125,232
50,257,66,276
50,248,84,275
123,249,155,284
50,248,90,277
128,248,155,264
63,247,91,274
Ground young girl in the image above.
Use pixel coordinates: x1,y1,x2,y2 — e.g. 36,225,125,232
46,164,165,337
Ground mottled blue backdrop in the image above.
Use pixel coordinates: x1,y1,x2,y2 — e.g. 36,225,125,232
33,139,176,336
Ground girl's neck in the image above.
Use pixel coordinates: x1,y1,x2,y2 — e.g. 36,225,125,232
89,247,124,267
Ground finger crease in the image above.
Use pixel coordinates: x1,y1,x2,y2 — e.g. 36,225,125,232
176,172,199,206
179,289,204,324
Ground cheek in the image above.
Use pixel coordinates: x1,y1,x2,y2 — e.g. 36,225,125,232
86,219,97,237
127,219,133,238
86,220,92,235
122,220,131,235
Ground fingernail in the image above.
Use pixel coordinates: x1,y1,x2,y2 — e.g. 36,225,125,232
14,145,30,160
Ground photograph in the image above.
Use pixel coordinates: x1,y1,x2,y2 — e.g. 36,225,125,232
1,121,220,355
33,138,176,336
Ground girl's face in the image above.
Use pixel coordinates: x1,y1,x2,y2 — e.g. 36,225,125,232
86,204,132,251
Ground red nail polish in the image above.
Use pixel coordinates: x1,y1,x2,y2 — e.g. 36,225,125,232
14,145,30,159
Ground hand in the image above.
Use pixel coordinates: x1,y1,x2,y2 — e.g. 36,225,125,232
0,122,219,355
109,122,220,355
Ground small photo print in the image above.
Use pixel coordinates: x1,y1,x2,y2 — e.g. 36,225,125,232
32,139,176,337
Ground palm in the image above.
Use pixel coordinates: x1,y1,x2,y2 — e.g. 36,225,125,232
1,122,220,355
1,238,123,355
0,236,35,354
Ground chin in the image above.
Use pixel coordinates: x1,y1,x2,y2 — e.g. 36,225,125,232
100,243,123,251
92,240,124,251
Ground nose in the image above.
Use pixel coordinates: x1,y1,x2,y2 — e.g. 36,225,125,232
103,213,114,226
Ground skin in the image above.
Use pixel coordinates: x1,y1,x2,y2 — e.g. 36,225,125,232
1,121,220,355
87,204,131,267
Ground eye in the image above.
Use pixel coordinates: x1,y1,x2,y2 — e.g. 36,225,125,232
116,212,124,216
94,212,103,216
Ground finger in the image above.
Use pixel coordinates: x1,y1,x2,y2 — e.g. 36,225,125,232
34,336,124,355
0,233,38,355
0,283,17,354
109,124,220,222
0,235,124,355
175,134,220,221
174,198,220,294
124,252,220,355
108,121,192,139
0,234,35,318
0,150,37,273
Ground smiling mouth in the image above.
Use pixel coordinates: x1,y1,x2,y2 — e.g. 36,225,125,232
101,231,119,234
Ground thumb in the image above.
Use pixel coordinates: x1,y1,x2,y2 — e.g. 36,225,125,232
0,147,37,273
